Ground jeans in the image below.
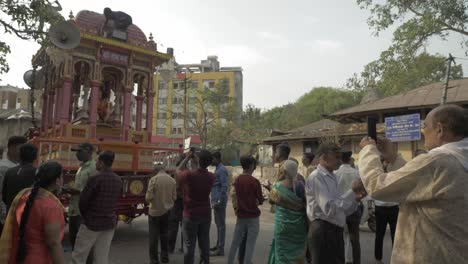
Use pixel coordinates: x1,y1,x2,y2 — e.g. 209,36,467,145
375,205,399,261
227,217,259,264
344,205,363,264
213,204,226,252
69,215,93,264
168,198,183,253
149,213,170,264
183,216,211,264
71,224,115,264
308,219,344,264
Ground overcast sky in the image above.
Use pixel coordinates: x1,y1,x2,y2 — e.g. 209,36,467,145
1,0,467,109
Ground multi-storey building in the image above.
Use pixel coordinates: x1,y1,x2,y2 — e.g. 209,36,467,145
0,84,43,111
0,84,43,158
152,56,243,147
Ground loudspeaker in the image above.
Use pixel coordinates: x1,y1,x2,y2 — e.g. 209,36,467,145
23,68,45,89
48,20,81,50
23,70,34,88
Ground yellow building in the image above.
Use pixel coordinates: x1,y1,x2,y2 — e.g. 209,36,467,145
152,56,243,147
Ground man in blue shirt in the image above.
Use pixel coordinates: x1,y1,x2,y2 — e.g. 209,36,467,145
210,151,228,256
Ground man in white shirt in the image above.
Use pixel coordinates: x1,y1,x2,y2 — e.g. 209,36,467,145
0,136,27,233
306,143,366,264
336,151,362,264
373,141,406,264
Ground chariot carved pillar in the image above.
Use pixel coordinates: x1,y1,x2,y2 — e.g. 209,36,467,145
48,91,55,129
60,77,72,125
146,91,155,142
122,86,132,141
41,93,48,132
135,95,143,131
89,80,100,138
54,85,61,125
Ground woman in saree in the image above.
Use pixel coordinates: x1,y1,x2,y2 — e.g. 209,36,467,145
0,161,65,264
268,160,307,264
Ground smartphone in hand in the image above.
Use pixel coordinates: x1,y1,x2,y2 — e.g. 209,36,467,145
367,116,377,141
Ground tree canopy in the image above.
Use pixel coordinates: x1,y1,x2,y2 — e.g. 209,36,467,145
347,52,463,96
0,0,63,76
357,0,468,61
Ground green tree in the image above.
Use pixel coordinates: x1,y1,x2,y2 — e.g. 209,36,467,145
260,87,362,131
357,0,468,61
0,0,63,76
189,78,240,149
347,53,463,96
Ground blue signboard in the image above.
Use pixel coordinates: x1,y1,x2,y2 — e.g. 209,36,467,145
385,113,421,142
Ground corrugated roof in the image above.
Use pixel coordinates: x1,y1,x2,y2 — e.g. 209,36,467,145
330,78,468,116
263,120,386,143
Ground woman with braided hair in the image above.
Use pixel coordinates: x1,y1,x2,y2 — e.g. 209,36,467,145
0,161,65,264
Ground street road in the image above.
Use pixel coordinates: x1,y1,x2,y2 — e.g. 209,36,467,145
64,203,392,263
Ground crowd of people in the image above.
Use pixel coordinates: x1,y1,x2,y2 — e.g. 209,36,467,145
0,141,122,264
0,104,466,264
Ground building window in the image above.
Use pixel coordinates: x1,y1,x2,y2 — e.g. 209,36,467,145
158,81,168,90
189,97,198,105
219,79,230,94
171,112,183,119
191,81,198,89
188,112,197,119
158,98,168,104
1,99,8,110
16,98,21,108
173,81,184,90
156,128,166,135
157,113,166,119
172,97,183,105
171,127,183,135
203,80,215,90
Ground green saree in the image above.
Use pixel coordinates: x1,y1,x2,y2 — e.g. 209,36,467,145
267,182,307,264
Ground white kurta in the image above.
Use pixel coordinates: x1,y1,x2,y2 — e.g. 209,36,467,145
359,144,468,264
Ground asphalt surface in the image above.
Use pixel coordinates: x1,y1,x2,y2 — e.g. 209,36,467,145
64,203,392,263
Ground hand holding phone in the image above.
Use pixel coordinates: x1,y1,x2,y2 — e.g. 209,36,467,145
367,116,377,141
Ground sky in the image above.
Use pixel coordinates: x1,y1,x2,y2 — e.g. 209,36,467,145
1,0,467,110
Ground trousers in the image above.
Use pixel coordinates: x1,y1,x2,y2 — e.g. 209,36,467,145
183,216,211,264
149,213,170,264
227,217,259,264
213,204,226,252
69,215,93,264
344,206,363,264
375,205,399,260
308,219,344,264
71,224,115,264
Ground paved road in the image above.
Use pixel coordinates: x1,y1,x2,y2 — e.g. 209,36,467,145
65,203,392,263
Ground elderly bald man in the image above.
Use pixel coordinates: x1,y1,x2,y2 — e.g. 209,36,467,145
355,104,468,264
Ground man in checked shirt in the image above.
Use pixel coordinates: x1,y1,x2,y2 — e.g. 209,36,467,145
72,150,122,264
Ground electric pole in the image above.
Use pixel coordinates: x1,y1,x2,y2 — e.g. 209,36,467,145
441,54,455,105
